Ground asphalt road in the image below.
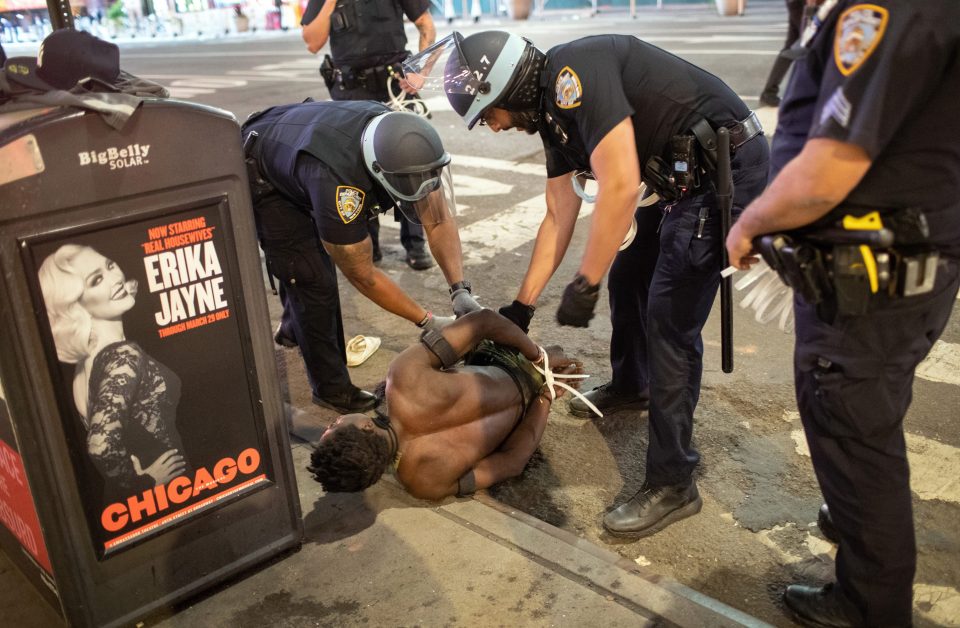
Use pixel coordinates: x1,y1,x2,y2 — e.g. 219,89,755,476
5,2,958,625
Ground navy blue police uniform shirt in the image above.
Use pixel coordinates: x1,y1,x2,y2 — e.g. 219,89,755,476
539,35,751,179
300,0,430,68
772,0,960,256
243,100,396,245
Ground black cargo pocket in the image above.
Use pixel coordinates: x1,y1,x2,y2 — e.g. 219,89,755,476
805,361,897,439
266,250,320,288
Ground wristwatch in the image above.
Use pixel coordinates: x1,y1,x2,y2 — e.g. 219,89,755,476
449,280,472,294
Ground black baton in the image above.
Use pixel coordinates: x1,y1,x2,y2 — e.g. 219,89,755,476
717,127,734,373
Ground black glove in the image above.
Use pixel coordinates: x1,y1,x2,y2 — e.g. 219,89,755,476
498,300,535,333
556,275,599,327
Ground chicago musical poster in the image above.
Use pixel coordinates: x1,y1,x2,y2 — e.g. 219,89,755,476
25,204,273,558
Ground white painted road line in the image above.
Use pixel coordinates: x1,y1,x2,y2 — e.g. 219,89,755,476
458,193,595,265
907,432,960,504
916,341,960,386
450,154,545,177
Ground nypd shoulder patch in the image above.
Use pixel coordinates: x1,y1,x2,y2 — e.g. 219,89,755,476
336,186,365,224
834,4,889,76
555,66,583,110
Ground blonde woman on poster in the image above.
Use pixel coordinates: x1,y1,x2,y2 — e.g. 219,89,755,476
39,244,186,500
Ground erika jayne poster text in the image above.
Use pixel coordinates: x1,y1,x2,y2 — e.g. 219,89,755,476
25,204,274,559
140,216,231,336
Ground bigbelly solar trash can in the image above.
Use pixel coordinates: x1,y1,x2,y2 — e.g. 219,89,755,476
0,99,303,627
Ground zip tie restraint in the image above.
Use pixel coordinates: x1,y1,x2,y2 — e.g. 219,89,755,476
733,260,795,333
530,346,603,418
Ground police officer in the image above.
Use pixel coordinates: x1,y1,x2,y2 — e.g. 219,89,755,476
301,0,436,271
406,32,770,537
243,99,481,414
727,2,960,625
758,0,811,108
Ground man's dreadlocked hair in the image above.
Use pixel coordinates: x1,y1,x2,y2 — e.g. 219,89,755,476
307,381,392,493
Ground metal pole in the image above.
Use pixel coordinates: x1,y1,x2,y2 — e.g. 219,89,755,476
716,127,734,374
47,0,74,30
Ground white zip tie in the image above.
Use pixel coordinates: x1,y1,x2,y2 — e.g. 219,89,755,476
733,260,795,333
531,346,603,418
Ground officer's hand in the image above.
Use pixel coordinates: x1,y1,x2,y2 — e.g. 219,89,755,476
419,312,456,333
398,76,418,95
498,300,535,333
726,221,760,271
451,288,482,317
556,275,599,327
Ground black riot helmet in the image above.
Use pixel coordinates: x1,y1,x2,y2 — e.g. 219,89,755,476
402,31,546,130
361,111,455,224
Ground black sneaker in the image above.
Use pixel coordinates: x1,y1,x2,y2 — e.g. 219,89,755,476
405,247,434,271
568,382,649,418
312,387,377,413
602,478,702,538
274,323,297,348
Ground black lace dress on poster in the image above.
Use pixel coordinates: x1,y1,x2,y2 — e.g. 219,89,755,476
85,341,186,501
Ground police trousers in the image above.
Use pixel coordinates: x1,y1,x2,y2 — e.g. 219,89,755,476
252,189,352,399
794,258,959,625
607,137,770,487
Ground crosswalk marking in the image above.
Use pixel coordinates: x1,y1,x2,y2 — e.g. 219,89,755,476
789,415,959,505
451,154,545,177
459,193,595,265
916,341,960,386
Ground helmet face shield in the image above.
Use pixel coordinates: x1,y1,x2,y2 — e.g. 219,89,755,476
403,31,530,130
400,165,458,226
380,160,448,202
402,34,477,96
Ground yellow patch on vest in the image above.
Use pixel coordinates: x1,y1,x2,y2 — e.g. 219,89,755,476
834,4,888,76
555,66,583,109
336,186,365,224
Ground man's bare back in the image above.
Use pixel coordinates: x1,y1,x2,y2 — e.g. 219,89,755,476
308,309,582,499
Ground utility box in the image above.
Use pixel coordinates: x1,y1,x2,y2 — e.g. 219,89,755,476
0,99,303,627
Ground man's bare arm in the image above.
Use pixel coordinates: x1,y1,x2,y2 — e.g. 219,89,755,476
428,309,541,364
323,237,428,323
514,173,583,305
578,116,641,285
418,191,466,286
301,0,336,53
726,138,872,269
412,10,435,52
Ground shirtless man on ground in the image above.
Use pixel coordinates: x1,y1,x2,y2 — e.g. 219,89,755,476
308,309,584,500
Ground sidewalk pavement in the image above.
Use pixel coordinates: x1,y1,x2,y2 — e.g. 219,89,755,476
3,401,772,627
144,407,772,627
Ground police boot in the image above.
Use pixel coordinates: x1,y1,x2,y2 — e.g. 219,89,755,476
603,478,702,538
818,503,840,544
568,382,649,418
784,583,864,627
312,386,377,413
405,246,434,271
274,323,297,348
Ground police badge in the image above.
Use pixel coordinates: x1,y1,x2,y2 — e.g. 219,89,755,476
336,186,365,224
834,4,888,76
555,66,583,109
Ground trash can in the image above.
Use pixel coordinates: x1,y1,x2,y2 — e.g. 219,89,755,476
0,99,303,627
